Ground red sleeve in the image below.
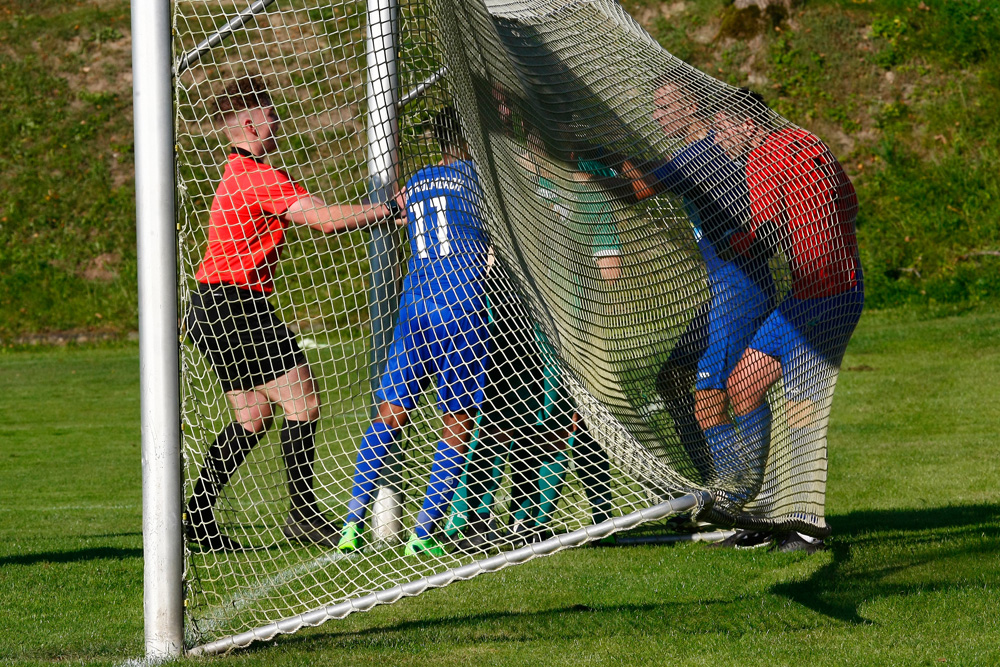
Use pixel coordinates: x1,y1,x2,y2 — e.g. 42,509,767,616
746,139,790,233
251,163,310,216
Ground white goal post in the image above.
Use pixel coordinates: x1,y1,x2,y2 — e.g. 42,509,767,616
132,0,183,658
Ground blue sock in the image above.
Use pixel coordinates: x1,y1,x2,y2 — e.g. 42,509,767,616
704,423,741,483
345,421,398,525
734,402,772,471
729,403,772,502
414,441,464,539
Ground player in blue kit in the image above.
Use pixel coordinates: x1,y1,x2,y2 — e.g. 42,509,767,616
337,107,491,557
640,78,776,502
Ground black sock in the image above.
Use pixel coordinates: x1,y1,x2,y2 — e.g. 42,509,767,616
281,419,319,522
188,423,264,528
573,428,613,524
508,441,544,527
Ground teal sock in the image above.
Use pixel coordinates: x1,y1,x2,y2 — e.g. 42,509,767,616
535,452,568,527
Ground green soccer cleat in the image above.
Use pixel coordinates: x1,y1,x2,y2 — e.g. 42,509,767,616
336,521,362,553
404,532,447,557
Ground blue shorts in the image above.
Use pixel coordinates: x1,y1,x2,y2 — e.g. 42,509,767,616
749,279,864,401
695,257,776,392
376,299,489,414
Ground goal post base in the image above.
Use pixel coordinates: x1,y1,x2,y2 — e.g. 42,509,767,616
188,491,710,657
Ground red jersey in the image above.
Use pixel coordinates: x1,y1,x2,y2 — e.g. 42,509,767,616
745,128,859,299
194,149,309,293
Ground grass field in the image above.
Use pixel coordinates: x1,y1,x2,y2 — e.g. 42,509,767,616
1,306,999,666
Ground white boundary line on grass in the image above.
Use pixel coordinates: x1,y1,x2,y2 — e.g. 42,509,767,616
189,494,710,656
0,504,138,512
193,549,358,636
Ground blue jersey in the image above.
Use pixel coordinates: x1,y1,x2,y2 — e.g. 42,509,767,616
652,133,765,280
402,160,489,311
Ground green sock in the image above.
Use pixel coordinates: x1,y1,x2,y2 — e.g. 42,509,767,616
535,452,568,527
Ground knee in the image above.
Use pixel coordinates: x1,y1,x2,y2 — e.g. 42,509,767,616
300,395,321,423
726,384,754,417
284,390,321,423
237,405,274,434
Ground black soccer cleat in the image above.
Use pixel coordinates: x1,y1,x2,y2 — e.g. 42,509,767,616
282,513,340,549
186,519,247,552
707,529,775,550
502,520,534,549
454,521,500,555
771,531,827,554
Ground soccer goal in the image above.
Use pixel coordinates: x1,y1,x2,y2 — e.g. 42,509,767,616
134,0,861,658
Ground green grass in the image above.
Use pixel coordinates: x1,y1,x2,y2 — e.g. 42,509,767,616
2,307,999,665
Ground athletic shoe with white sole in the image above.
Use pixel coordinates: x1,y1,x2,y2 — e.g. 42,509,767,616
707,529,774,550
771,531,827,554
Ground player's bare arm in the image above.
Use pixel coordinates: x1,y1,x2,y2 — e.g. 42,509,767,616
283,188,407,233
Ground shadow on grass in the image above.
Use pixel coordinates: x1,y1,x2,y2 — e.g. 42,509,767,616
773,503,1000,624
240,599,741,655
0,546,142,566
196,504,1000,653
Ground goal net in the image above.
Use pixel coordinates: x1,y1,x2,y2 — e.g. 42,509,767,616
172,0,861,654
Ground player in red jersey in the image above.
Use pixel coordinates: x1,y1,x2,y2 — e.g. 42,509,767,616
185,76,403,551
714,88,864,552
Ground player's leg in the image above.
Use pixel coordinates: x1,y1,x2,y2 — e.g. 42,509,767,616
408,410,477,555
184,283,278,550
770,282,864,551
655,300,711,482
339,308,424,552
337,401,409,552
187,388,273,551
456,295,538,550
505,437,544,543
693,278,748,496
570,420,613,526
453,422,508,553
700,264,777,509
532,433,568,541
264,363,321,516
406,306,488,555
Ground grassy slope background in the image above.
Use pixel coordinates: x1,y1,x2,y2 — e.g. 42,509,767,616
1,0,998,341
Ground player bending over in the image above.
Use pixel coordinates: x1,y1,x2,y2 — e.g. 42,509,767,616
186,75,403,552
638,77,776,495
337,107,491,557
718,88,864,552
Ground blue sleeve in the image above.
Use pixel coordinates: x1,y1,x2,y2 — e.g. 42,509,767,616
651,153,697,195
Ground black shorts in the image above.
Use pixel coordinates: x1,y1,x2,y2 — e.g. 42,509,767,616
479,282,545,438
186,282,307,393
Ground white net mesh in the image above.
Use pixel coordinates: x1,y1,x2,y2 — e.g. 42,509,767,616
174,0,861,653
